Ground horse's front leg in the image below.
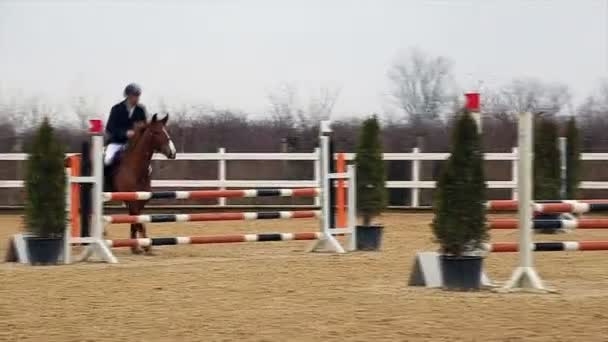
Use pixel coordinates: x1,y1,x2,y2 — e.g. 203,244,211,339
139,223,154,255
136,200,154,255
130,223,144,254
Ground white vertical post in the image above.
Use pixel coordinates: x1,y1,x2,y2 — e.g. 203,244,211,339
70,120,118,264
411,147,420,208
518,112,533,268
91,134,104,240
320,135,331,235
511,147,518,200
320,120,332,238
503,112,546,291
309,120,345,253
347,164,357,251
63,167,71,264
218,148,226,207
313,147,321,207
559,137,567,199
78,127,117,264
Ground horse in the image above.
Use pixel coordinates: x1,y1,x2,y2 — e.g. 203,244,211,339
110,113,176,254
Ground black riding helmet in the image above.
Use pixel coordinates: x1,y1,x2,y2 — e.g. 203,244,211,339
124,83,142,97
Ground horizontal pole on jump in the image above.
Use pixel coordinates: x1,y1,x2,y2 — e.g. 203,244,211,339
106,232,325,248
103,188,320,202
104,210,322,224
486,200,608,213
488,218,608,230
484,241,608,252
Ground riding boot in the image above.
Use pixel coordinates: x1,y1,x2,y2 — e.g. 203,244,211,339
103,164,114,192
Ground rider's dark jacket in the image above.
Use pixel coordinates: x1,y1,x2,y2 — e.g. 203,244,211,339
105,100,147,144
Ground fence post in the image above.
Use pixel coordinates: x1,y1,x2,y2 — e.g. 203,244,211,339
411,147,420,208
336,153,346,227
314,147,321,207
218,147,226,207
559,137,567,199
64,164,72,264
511,147,518,200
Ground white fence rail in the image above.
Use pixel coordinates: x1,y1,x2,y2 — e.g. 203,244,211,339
2,149,608,208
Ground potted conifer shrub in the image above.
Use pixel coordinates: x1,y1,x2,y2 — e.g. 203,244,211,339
565,117,581,199
534,117,561,200
24,118,67,265
354,115,387,251
432,110,487,290
533,117,562,229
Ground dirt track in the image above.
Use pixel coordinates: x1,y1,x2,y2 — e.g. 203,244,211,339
2,213,608,342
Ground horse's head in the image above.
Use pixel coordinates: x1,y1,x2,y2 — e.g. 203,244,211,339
144,113,177,159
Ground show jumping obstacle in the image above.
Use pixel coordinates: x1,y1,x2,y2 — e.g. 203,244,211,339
103,188,320,202
411,108,607,290
497,112,608,291
106,232,324,248
60,119,357,264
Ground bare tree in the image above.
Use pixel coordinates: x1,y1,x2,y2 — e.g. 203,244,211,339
580,79,608,117
576,79,608,150
600,79,608,105
267,82,300,129
494,78,572,115
267,83,341,128
72,95,96,129
0,91,18,152
302,86,341,127
387,48,455,124
166,105,191,153
8,95,45,132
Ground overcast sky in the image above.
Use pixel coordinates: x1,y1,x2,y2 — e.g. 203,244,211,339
0,0,607,119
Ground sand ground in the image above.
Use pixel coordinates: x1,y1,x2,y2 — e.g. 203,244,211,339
2,213,608,342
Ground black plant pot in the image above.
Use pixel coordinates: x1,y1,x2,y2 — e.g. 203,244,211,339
25,236,63,265
440,255,483,290
356,225,383,251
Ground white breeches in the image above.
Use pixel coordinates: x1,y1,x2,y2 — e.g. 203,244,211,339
104,143,125,166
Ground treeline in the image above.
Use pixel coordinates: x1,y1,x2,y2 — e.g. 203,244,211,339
0,110,605,154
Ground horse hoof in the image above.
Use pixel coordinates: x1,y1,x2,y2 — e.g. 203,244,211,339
143,246,155,256
131,247,144,255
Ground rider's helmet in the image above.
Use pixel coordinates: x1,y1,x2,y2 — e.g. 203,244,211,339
124,83,142,97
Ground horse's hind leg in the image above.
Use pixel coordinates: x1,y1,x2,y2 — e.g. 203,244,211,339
127,201,144,254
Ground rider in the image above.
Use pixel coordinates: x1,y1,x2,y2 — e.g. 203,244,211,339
104,83,147,166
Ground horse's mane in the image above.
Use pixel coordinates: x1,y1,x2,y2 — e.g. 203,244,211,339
124,124,150,153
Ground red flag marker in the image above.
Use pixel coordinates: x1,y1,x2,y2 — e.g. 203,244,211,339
89,119,103,134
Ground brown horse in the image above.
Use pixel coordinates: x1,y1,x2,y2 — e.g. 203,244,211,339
112,114,176,254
